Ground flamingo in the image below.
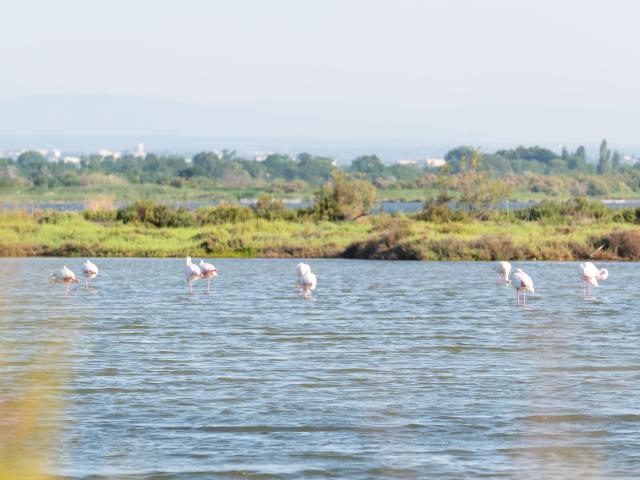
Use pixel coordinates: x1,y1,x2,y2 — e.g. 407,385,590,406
494,261,511,285
511,268,534,305
298,270,317,298
296,262,311,278
184,256,202,294
579,262,608,297
198,260,219,292
82,259,99,289
51,266,80,295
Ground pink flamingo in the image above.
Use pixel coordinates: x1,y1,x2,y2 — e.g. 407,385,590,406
82,259,99,289
198,260,219,292
51,266,80,295
184,257,202,294
511,268,534,305
579,262,608,297
494,261,511,285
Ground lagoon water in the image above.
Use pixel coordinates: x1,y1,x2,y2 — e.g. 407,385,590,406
1,258,639,479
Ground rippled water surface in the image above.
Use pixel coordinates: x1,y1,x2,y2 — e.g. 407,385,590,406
1,259,639,479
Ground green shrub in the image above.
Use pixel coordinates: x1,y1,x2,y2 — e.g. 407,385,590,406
195,205,254,225
612,207,640,224
253,194,297,221
83,209,117,223
514,197,611,223
116,201,194,228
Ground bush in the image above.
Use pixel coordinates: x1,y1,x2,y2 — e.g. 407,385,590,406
83,209,117,223
600,230,640,260
116,201,194,228
311,171,376,221
514,197,611,223
415,197,467,223
34,210,75,225
195,205,254,225
193,231,249,254
470,234,517,260
612,207,640,224
342,217,425,260
254,194,297,221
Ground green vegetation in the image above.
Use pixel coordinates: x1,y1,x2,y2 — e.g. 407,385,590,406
2,140,640,206
3,142,640,261
1,197,639,260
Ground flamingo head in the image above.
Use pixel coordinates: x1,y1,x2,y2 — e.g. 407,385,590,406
598,268,609,281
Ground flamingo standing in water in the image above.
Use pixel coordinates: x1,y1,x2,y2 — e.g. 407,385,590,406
51,266,80,295
82,259,99,289
511,268,534,305
494,261,511,285
198,260,219,292
579,262,608,297
298,266,317,298
184,257,202,294
296,262,310,278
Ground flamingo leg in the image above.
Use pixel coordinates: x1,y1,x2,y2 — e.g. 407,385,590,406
188,280,192,294
65,283,70,296
207,278,211,292
516,289,519,305
523,290,526,305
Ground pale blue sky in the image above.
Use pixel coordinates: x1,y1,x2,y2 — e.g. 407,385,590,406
0,0,638,144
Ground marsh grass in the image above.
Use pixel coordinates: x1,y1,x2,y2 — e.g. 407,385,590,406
1,204,639,260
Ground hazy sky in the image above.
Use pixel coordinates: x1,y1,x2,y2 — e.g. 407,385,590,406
0,0,638,144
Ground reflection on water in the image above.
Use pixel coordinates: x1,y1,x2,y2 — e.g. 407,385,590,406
0,259,639,479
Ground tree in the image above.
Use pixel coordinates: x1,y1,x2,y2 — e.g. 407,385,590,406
612,150,621,170
597,139,611,175
17,151,53,187
561,147,569,159
350,155,385,179
312,171,377,221
263,154,297,180
456,148,512,214
296,153,334,183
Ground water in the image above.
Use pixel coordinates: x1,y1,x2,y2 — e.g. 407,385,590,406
4,199,640,214
0,259,639,479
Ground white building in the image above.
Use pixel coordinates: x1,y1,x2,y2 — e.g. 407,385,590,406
132,143,146,158
98,149,122,159
47,149,62,161
425,157,446,168
63,156,81,165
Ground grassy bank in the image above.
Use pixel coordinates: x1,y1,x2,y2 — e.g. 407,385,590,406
1,204,640,260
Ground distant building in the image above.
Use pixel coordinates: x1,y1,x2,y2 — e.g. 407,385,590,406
47,149,62,161
425,157,446,168
98,149,122,159
132,143,146,158
6,149,26,160
396,159,418,166
63,156,81,164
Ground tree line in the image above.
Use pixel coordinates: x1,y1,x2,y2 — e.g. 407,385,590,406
1,140,639,192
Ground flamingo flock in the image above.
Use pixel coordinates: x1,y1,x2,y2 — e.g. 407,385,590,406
493,260,609,305
50,257,610,305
